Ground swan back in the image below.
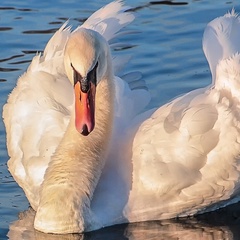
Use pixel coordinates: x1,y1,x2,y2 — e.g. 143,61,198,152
203,10,240,84
124,10,240,223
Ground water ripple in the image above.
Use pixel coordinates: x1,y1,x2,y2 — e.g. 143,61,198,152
22,28,58,34
0,27,13,31
0,6,37,12
22,50,42,54
9,60,31,65
0,55,25,63
0,67,20,72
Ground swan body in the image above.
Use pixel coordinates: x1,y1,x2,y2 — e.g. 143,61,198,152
124,11,240,222
3,1,240,234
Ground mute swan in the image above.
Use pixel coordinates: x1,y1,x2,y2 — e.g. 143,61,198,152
3,0,240,235
3,0,150,233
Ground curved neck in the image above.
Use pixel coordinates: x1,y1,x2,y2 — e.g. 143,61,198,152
43,75,114,192
36,64,114,232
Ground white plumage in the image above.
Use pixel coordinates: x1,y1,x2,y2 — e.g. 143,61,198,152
3,1,240,234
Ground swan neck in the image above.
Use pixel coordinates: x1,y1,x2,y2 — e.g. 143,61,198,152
35,69,114,232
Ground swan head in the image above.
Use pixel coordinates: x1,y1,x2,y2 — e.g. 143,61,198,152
64,28,110,136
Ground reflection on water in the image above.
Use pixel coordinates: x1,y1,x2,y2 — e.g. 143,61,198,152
1,0,240,239
125,221,232,240
7,208,235,240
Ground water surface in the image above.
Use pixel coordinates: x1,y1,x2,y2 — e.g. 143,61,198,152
1,0,240,239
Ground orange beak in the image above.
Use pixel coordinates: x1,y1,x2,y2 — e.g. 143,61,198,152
74,81,96,136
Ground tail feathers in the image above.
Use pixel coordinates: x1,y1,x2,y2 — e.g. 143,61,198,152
203,10,240,84
43,22,71,61
79,0,134,41
215,53,240,97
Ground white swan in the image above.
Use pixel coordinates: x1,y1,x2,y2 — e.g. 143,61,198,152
3,1,150,233
3,0,240,234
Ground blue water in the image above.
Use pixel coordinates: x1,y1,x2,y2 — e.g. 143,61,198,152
1,0,240,239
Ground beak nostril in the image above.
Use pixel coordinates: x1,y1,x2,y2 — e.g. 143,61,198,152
81,124,89,136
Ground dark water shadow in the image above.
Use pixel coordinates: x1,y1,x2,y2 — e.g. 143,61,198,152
0,27,13,31
0,67,20,72
128,0,188,12
0,7,37,12
7,204,240,240
22,29,58,34
0,55,24,63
